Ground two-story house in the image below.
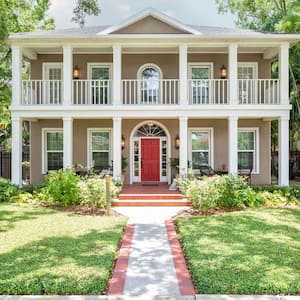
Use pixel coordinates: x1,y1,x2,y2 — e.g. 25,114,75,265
9,8,300,187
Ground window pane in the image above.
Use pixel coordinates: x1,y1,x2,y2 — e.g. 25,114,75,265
92,132,109,151
192,67,210,79
142,67,159,80
47,152,63,171
192,132,209,150
238,152,254,169
192,152,209,168
47,132,63,151
92,67,109,80
92,152,109,170
238,131,254,150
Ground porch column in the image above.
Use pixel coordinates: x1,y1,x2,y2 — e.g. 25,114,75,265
113,117,122,180
63,116,73,168
11,116,23,186
63,45,73,106
228,43,238,105
279,42,289,105
113,44,122,105
278,116,289,186
179,43,188,105
179,116,188,178
12,46,22,106
228,116,238,176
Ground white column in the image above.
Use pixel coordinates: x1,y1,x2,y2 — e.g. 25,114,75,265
228,116,238,176
12,46,22,106
63,45,73,106
113,44,122,105
11,116,23,186
179,43,188,105
279,42,290,105
63,116,73,168
228,43,238,105
278,116,289,186
179,116,188,178
113,117,122,180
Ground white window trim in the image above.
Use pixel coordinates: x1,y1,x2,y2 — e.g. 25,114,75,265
238,62,258,79
42,63,63,80
137,63,163,79
87,128,112,169
238,127,260,174
87,63,113,79
42,128,63,174
188,62,214,79
188,127,214,170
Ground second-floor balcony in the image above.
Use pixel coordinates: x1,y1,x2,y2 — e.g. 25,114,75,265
21,78,280,106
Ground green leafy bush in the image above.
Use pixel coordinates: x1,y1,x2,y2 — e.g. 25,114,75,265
0,177,19,202
37,168,81,206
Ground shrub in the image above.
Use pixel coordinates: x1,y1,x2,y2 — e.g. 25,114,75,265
0,177,19,202
38,168,81,206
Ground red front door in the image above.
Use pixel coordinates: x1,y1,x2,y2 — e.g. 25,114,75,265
141,138,160,182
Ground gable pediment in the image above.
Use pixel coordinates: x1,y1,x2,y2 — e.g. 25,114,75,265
111,16,190,34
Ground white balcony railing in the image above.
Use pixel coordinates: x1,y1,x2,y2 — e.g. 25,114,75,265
73,80,112,105
22,80,62,105
238,79,280,104
122,79,179,105
188,79,228,104
20,78,281,106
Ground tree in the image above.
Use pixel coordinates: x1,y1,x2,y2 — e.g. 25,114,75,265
72,0,101,28
216,0,300,176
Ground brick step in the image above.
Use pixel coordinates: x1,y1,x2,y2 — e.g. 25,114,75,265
118,193,183,201
112,199,191,207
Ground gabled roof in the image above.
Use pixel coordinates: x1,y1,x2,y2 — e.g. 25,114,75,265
98,8,201,35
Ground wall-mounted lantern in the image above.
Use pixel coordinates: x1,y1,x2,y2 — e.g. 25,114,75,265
175,135,180,149
121,135,125,150
220,65,227,79
73,65,80,79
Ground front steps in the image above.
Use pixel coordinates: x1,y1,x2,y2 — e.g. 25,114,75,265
112,193,190,207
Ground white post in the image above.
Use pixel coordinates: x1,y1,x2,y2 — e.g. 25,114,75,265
63,45,73,106
11,116,23,186
179,116,188,178
113,117,122,180
279,42,290,105
12,46,22,105
278,116,289,186
228,43,238,105
113,44,122,105
228,116,238,176
63,116,73,168
179,43,188,105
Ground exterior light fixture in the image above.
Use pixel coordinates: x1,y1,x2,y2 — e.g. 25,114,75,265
220,65,227,79
175,135,180,149
73,65,80,79
121,135,125,150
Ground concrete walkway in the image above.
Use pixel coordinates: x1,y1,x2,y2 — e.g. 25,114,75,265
113,207,187,297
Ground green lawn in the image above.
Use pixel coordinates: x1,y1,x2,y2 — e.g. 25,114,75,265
176,208,300,295
0,203,127,295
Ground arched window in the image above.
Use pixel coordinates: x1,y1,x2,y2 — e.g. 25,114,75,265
134,123,167,137
138,64,162,104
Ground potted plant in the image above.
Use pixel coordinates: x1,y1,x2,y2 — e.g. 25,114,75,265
170,158,179,179
121,156,128,184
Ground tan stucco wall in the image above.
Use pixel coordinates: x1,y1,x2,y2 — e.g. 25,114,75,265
30,53,271,80
112,16,189,34
30,118,270,185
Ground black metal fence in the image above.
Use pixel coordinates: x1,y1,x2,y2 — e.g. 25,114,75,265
0,147,30,181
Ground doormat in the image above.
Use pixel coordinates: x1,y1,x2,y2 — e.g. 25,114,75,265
141,181,159,186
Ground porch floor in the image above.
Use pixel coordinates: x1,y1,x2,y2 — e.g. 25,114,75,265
120,183,180,195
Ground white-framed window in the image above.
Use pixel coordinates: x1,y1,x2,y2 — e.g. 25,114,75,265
188,128,214,169
188,63,213,104
238,128,259,173
238,62,258,79
87,128,112,171
87,63,112,104
42,129,63,173
137,63,163,104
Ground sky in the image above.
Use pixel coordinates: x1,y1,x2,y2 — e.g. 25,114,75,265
49,0,237,29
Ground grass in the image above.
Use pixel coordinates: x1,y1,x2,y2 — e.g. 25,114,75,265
176,208,300,295
0,203,127,295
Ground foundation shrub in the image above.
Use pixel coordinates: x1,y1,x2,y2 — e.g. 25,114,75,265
0,177,19,202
